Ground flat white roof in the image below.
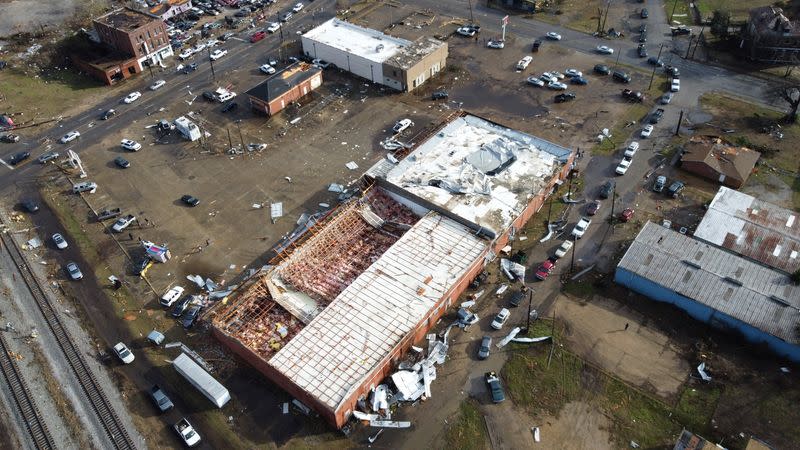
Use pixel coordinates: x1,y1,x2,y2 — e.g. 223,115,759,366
384,114,572,234
302,18,410,64
694,187,800,273
267,212,487,411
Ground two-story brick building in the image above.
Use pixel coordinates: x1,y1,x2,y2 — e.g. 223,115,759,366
93,7,173,71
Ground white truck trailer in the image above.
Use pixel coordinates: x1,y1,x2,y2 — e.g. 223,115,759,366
172,352,230,408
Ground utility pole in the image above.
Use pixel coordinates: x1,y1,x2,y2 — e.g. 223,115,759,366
686,35,694,59
596,8,603,34
227,127,233,150
610,185,617,231
569,234,577,273
601,0,611,33
648,43,665,90
670,0,679,24
236,120,245,150
675,110,684,136
468,0,474,24
613,47,622,71
691,26,705,59
546,196,553,225
501,15,509,41
207,48,217,81
567,170,574,200
524,287,534,334
147,63,154,79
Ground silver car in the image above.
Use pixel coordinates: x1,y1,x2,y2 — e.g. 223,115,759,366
66,261,83,280
477,336,492,359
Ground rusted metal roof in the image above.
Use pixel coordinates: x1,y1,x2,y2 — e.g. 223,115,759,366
694,187,800,274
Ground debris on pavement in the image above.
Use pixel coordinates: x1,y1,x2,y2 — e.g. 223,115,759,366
497,327,521,348
345,161,359,170
532,426,541,442
369,419,411,428
697,362,712,382
270,202,283,223
500,258,526,281
512,336,551,344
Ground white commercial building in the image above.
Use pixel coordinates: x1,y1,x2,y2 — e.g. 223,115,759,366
301,18,448,92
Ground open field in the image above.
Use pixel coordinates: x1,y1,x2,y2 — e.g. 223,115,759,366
694,0,773,22
444,400,488,450
0,68,109,122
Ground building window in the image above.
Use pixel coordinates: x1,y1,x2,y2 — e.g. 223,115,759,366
393,70,397,76
147,30,151,39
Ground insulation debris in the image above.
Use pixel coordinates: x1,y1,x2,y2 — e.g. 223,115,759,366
328,183,344,193
345,161,359,170
26,237,42,249
353,410,378,421
369,420,411,428
512,336,551,344
270,202,283,223
371,385,390,412
500,258,526,281
187,274,205,288
697,362,712,382
497,327,521,348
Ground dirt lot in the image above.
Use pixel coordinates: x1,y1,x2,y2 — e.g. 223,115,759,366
533,0,651,35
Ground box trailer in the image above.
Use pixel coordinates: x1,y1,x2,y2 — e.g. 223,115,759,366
172,352,230,408
174,116,201,142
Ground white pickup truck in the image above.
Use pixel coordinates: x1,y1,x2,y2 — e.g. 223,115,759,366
174,418,201,447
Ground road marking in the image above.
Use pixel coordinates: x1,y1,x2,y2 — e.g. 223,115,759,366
0,159,13,170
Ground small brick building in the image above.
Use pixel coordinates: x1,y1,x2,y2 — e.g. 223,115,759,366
680,136,761,189
245,63,322,116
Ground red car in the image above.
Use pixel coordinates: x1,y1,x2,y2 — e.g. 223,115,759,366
250,31,266,43
620,208,634,222
586,200,601,216
535,260,556,280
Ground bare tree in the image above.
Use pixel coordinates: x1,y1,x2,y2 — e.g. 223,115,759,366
776,85,800,123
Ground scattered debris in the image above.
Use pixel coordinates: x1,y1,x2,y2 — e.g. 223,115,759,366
780,367,791,373
292,399,313,416
270,202,283,223
512,336,550,344
500,258,526,281
495,284,509,296
25,237,42,249
497,327,521,348
532,426,541,442
186,274,205,288
345,161,359,170
697,362,712,382
368,429,383,443
282,402,289,414
353,410,378,421
328,183,344,193
369,420,411,428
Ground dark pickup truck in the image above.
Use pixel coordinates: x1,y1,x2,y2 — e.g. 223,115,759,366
622,89,644,102
650,108,665,124
95,208,122,222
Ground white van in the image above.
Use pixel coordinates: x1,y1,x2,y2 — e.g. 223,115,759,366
72,181,97,194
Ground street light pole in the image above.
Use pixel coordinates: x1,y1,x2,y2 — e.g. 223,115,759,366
236,120,245,150
670,0,679,24
468,0,474,24
524,286,533,334
569,234,577,273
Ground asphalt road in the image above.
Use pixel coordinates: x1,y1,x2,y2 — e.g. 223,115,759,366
0,0,336,191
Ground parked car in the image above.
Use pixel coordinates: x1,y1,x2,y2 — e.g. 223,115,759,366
593,64,610,75
182,62,199,74
487,39,504,49
150,385,175,412
531,39,542,52
112,214,136,232
599,179,615,199
564,69,582,78
570,77,588,85
641,124,654,138
649,108,665,124
113,342,135,364
72,181,97,194
671,25,691,36
647,56,663,67
586,200,601,216
59,131,80,144
123,91,142,104
596,45,614,54
259,63,276,74
620,208,635,222
292,2,304,12
540,72,557,83
52,233,68,249
637,44,648,58
150,79,166,90
490,308,510,330
671,78,681,92
612,71,631,83
548,81,567,90
280,12,294,22
615,156,632,175
653,175,667,192
546,31,562,40
534,259,555,280
171,295,193,318
624,141,639,157
250,31,266,42
181,195,200,207
456,24,480,37
38,151,59,164
571,217,591,239
221,101,238,113
181,304,203,328
638,32,647,43
21,200,39,213
174,418,201,447
161,286,185,307
220,31,236,40
393,118,414,133
469,271,488,289
667,180,685,198
114,156,130,168
432,90,449,100
1,133,20,143
66,261,83,280
527,76,545,87
311,58,331,69
209,49,227,60
477,336,492,360
121,139,142,151
8,151,30,165
641,8,649,18
554,240,573,259
485,372,506,403
554,92,576,103
134,257,153,277
516,56,533,71
101,109,117,120
508,289,526,307
660,92,673,104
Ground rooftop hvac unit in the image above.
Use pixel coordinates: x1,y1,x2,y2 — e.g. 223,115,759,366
376,44,384,52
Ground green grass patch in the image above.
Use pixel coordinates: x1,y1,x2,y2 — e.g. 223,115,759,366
674,384,722,435
694,0,771,22
504,319,680,447
593,102,651,154
444,399,488,450
0,67,105,121
665,0,692,25
562,279,596,298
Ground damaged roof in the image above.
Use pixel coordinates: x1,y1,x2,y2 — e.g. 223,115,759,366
694,186,800,274
302,18,410,64
680,136,760,184
385,37,447,70
245,63,321,102
94,7,160,31
618,222,800,345
382,113,572,235
267,212,487,411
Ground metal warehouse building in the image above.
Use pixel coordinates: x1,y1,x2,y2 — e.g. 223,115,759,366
301,18,448,92
693,186,800,274
616,222,800,362
211,112,574,428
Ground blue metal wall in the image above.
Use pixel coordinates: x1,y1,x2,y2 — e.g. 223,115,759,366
615,268,800,362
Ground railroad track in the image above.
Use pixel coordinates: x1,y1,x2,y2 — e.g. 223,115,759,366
0,332,55,449
0,217,136,450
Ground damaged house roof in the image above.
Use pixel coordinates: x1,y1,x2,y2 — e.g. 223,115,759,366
382,113,572,235
694,186,800,274
680,136,760,187
245,63,321,102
